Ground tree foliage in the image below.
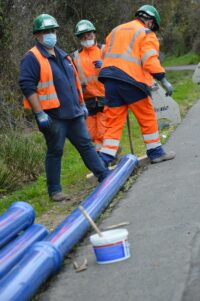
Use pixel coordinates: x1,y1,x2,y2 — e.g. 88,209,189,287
0,0,199,131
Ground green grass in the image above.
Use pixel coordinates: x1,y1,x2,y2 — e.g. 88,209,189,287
167,70,200,116
0,142,90,216
121,114,145,156
0,131,45,194
0,53,200,220
163,53,200,67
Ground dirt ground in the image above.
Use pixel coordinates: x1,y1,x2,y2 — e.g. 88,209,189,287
36,170,140,232
35,178,97,231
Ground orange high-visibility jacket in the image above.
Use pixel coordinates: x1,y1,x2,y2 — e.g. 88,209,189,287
73,44,105,100
23,46,83,110
102,19,165,88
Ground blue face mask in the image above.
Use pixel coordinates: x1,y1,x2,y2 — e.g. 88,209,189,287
42,33,57,49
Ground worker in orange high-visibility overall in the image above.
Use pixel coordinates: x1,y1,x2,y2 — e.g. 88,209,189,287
19,14,109,202
72,20,106,151
98,5,175,166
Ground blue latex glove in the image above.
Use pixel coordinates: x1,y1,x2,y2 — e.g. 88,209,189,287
81,103,88,119
160,78,173,96
93,60,103,68
35,111,50,128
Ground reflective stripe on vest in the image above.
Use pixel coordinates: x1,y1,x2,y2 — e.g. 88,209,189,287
105,27,157,66
37,80,54,88
74,46,104,85
101,44,105,57
141,49,158,64
23,46,60,110
67,55,84,104
38,93,58,101
23,90,57,103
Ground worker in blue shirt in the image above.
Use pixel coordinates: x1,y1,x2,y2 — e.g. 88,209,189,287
19,14,109,202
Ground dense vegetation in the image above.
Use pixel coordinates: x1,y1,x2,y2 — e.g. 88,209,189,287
0,0,200,130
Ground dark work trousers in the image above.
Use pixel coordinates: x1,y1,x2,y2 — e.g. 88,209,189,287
38,115,109,196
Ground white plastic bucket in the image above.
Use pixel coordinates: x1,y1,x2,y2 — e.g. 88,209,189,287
90,228,130,264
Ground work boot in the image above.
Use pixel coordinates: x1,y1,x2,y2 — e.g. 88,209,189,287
50,192,71,202
151,151,176,164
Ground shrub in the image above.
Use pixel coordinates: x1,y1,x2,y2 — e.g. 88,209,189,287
0,131,45,193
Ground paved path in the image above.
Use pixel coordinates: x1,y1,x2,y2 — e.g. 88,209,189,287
165,65,197,71
39,100,200,301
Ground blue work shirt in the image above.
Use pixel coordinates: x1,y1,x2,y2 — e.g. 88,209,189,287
19,42,83,119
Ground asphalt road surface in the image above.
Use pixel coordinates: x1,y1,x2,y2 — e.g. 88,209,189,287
38,97,200,300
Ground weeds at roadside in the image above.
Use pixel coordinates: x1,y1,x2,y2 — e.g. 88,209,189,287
0,131,45,193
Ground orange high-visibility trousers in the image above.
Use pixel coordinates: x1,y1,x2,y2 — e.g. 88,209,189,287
86,111,106,151
100,96,161,157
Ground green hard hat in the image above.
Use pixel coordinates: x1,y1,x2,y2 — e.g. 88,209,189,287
33,14,59,33
75,20,96,37
135,5,160,30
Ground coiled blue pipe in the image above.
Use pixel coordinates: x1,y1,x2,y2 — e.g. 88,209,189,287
0,154,138,301
0,224,49,279
0,201,35,248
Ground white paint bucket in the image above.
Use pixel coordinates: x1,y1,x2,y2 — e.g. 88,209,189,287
90,228,130,264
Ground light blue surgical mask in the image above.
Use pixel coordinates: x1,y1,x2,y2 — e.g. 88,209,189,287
42,33,57,49
80,39,95,48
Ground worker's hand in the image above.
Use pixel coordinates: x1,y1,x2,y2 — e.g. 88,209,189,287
93,60,102,68
80,103,88,119
160,78,173,96
35,111,50,128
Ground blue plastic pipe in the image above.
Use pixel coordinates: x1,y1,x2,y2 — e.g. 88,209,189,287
0,154,138,301
0,224,49,279
46,154,138,257
0,241,62,301
0,201,35,248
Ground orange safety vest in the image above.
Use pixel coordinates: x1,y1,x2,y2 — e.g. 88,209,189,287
73,44,105,100
102,19,165,88
23,46,83,109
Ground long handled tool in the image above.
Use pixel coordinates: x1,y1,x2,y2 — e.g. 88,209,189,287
79,206,103,237
126,110,134,154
